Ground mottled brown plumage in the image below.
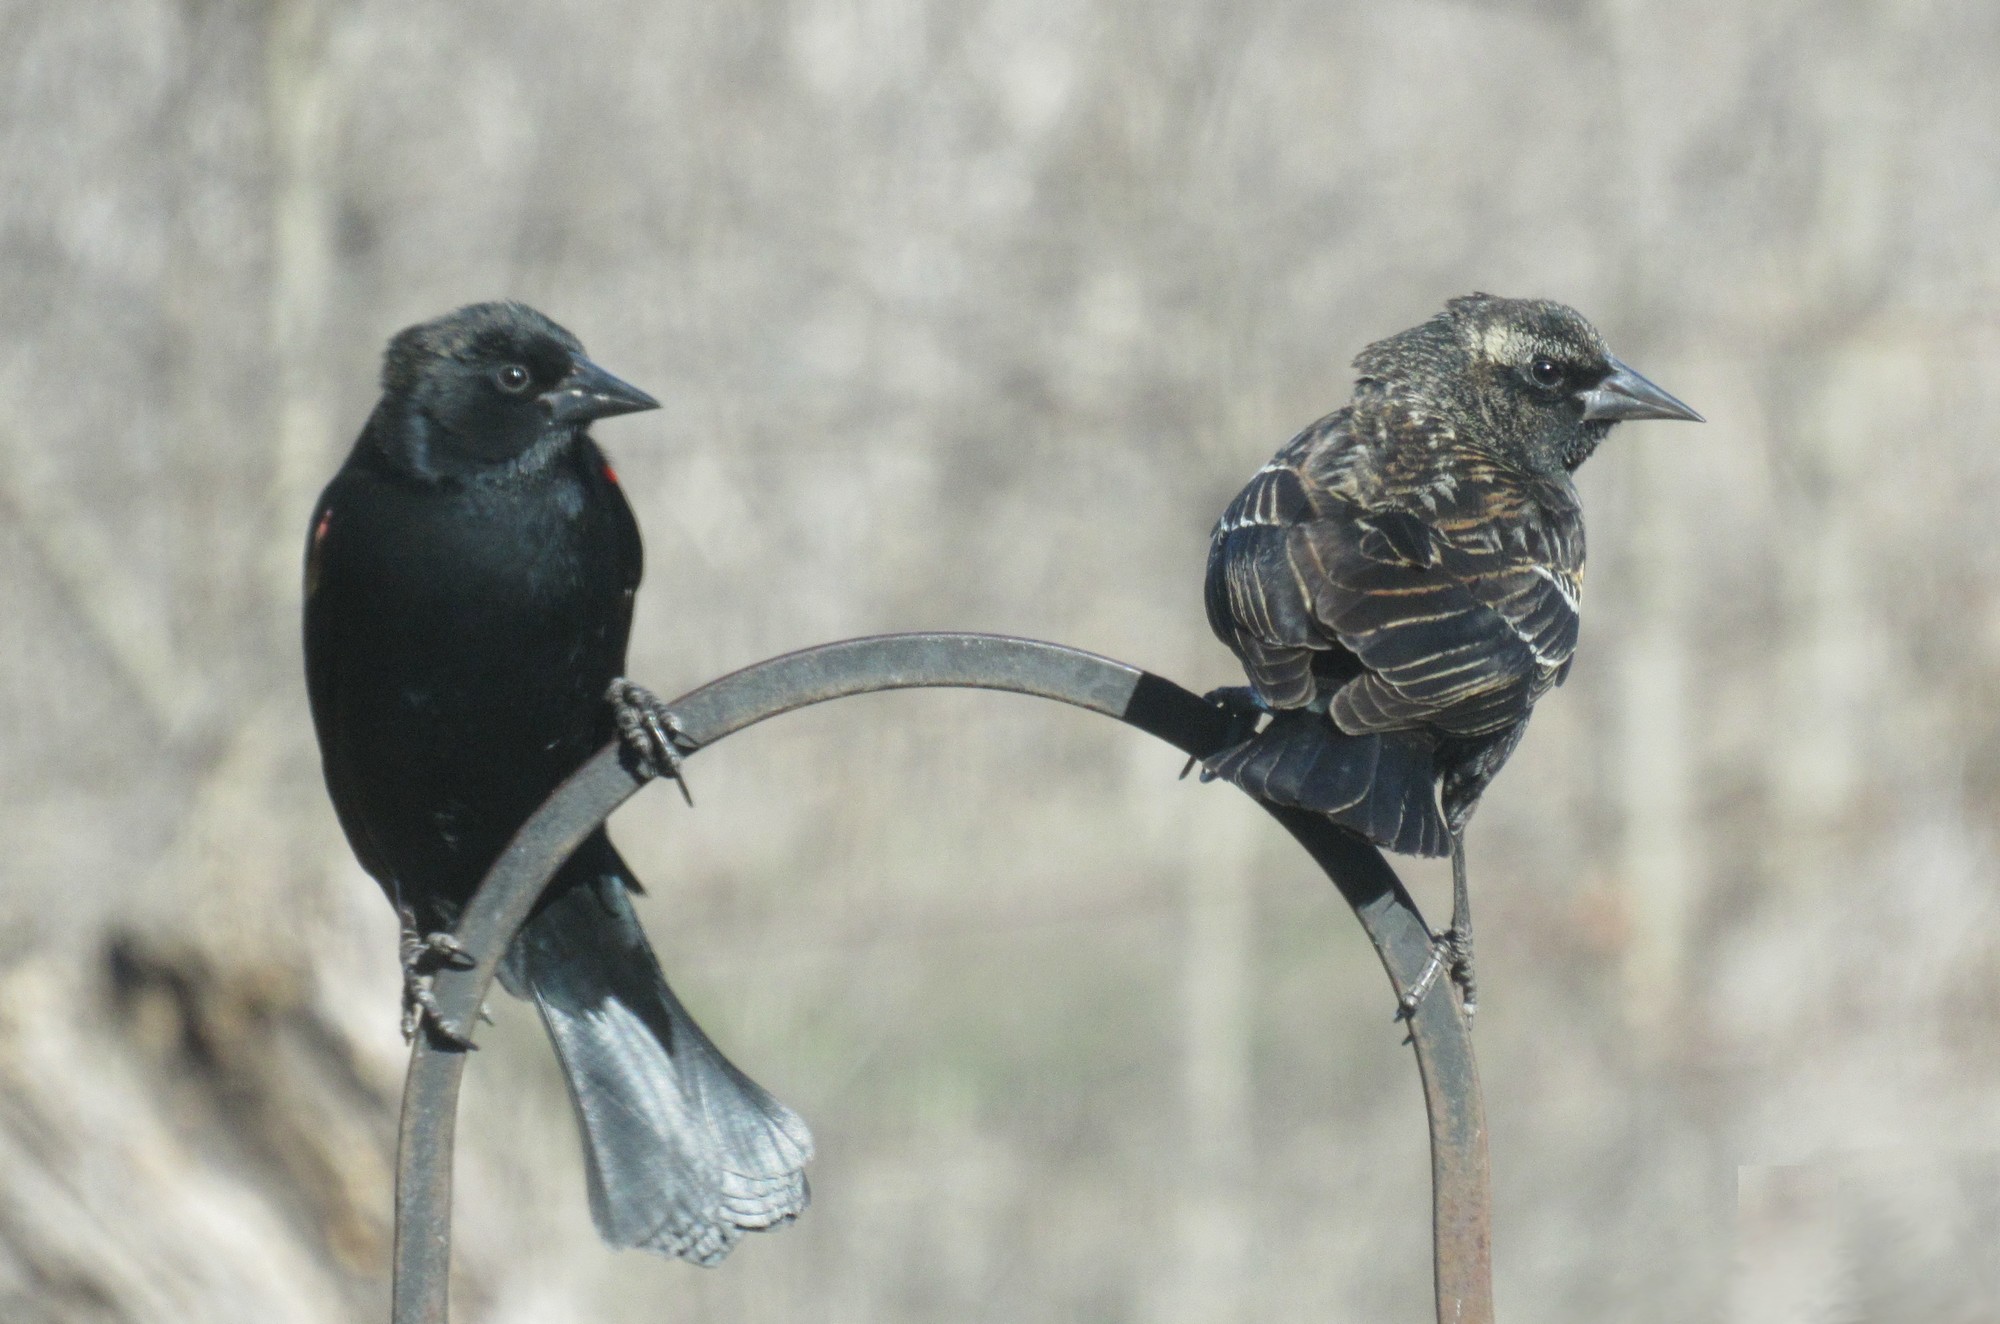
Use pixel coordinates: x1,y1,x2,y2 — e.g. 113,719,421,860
1201,294,1700,1011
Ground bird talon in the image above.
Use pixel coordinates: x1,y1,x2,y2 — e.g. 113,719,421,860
1447,927,1477,1022
1396,923,1474,1022
1178,754,1231,782
1398,940,1451,1019
1186,687,1271,781
399,972,477,1048
397,907,479,1047
608,679,698,805
398,914,475,973
421,931,474,968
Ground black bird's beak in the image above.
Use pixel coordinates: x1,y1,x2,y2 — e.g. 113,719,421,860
544,358,661,426
1578,356,1704,424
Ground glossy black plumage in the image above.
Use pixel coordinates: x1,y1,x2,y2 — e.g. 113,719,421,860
303,302,810,1263
1201,294,1700,1009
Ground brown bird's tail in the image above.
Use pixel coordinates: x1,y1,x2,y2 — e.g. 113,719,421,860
498,833,812,1265
1203,710,1450,857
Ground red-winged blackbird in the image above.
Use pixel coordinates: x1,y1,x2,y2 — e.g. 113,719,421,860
1200,294,1701,1015
303,302,810,1264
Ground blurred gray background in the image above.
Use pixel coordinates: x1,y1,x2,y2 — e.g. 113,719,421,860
5,1,2000,1320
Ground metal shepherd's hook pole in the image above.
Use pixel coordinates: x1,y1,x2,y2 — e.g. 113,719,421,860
390,633,1491,1324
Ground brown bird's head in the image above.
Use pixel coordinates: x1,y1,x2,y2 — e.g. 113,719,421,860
1351,293,1702,474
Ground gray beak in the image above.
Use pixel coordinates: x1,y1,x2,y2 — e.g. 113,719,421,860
1578,356,1704,423
543,357,660,426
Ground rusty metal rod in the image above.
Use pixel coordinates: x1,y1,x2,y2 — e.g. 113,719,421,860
392,632,1491,1323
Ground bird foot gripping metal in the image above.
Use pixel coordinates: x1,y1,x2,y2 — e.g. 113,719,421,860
1177,685,1269,780
1400,924,1476,1023
1400,829,1480,1022
607,677,698,806
396,911,478,1047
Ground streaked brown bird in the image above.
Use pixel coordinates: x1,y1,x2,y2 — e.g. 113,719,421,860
1200,294,1701,1015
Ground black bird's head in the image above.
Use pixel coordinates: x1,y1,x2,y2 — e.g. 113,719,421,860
1353,293,1701,473
372,301,659,479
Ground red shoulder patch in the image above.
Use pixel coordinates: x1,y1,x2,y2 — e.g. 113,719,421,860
601,460,620,485
306,508,333,595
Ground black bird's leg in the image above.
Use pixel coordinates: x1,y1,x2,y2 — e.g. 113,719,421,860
607,678,699,806
1399,830,1476,1021
1182,686,1273,780
398,905,477,1047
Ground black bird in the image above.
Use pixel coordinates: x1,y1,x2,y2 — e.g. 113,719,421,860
1200,294,1701,1015
303,302,811,1264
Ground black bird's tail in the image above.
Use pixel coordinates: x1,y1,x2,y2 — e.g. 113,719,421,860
499,835,812,1265
1203,710,1450,858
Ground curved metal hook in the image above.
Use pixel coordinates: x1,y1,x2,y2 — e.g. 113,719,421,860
392,633,1490,1324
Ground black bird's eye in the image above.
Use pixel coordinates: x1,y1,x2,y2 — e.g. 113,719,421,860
494,364,532,394
1528,357,1564,390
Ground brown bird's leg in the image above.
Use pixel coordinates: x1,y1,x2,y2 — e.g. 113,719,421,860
1399,830,1476,1021
1446,830,1475,1016
607,678,699,806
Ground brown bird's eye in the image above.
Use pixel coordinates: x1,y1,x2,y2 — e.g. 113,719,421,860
1528,357,1564,390
495,364,532,393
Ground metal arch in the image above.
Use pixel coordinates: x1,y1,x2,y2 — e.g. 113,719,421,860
392,632,1491,1324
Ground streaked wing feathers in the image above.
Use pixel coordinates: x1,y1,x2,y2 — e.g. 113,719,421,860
1206,407,1583,738
1353,508,1438,568
1205,447,1329,709
1321,503,1580,737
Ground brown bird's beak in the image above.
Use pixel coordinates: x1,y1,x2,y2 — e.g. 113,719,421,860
1578,356,1704,423
543,358,661,426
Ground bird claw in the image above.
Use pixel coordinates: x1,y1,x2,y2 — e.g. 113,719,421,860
400,976,478,1048
1182,686,1273,780
1396,925,1476,1023
401,929,471,967
607,678,698,806
398,908,478,1048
